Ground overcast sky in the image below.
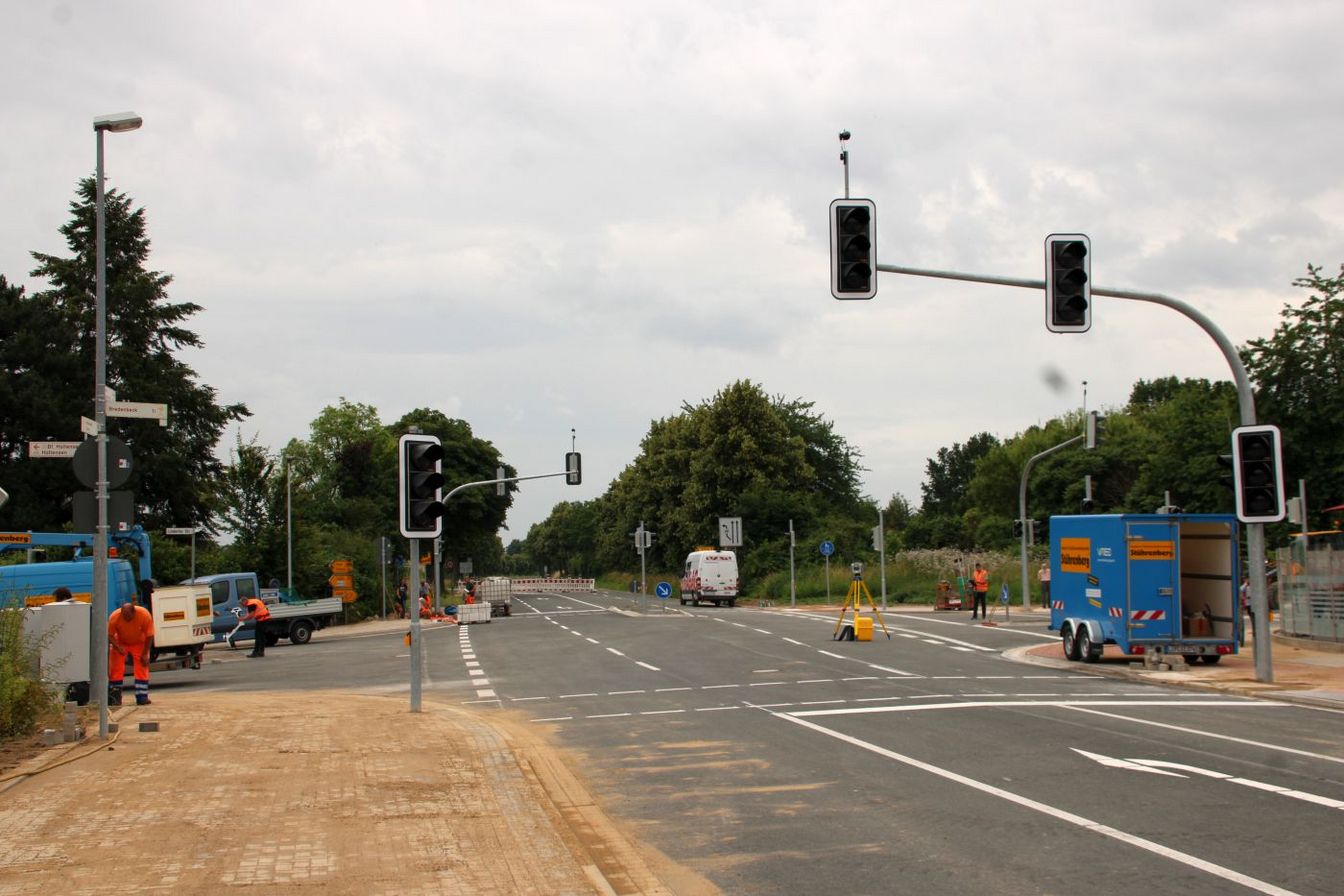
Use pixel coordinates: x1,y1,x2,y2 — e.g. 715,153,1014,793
4,1,1342,543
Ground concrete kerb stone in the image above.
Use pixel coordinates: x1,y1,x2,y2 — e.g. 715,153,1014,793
1002,642,1344,711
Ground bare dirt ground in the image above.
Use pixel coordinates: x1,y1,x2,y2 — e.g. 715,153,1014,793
0,692,719,896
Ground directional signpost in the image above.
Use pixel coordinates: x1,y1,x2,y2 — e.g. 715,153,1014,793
719,516,743,548
106,400,168,426
329,559,357,602
28,441,82,459
166,526,199,581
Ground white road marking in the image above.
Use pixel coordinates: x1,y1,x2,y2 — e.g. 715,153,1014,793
606,648,626,656
637,661,661,671
1062,705,1344,766
1078,751,1344,810
792,699,1272,718
774,709,1302,896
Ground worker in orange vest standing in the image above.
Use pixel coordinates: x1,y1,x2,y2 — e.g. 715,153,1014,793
240,594,272,658
970,562,990,620
108,599,154,706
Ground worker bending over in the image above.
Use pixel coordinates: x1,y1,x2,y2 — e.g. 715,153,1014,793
108,599,155,706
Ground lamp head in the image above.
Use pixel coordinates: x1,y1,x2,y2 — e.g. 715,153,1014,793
93,112,143,133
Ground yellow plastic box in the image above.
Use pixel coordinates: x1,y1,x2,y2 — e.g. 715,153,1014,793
854,615,874,642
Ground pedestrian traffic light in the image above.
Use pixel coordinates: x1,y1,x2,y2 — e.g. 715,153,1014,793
830,198,877,300
565,451,581,485
1231,425,1285,523
398,434,444,539
1045,233,1091,333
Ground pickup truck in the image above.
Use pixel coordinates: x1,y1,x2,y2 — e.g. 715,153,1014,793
195,572,343,647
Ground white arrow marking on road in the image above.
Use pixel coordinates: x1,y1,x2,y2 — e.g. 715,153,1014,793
1077,751,1344,810
1071,748,1186,777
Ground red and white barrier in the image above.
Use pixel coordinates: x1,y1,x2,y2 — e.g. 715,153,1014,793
510,577,596,593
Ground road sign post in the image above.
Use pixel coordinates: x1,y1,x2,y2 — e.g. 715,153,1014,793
166,527,199,581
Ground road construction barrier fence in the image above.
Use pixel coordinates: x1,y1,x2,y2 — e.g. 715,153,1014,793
510,577,596,593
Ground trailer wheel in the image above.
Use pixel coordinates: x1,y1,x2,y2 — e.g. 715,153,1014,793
1061,624,1082,661
1201,654,1222,665
289,620,314,645
1079,627,1102,663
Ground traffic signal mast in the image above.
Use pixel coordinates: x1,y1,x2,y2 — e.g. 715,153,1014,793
1231,425,1286,523
1045,234,1091,332
830,198,877,299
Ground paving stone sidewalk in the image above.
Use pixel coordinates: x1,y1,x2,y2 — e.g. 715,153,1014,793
0,691,686,896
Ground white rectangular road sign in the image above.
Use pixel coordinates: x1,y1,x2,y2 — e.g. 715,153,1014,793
29,441,82,458
107,401,168,426
81,416,98,436
165,527,198,536
719,516,743,547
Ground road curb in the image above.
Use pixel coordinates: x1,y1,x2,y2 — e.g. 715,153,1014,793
1001,644,1344,711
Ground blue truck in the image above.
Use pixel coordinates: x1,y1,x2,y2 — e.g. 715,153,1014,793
1049,513,1242,664
1,528,211,703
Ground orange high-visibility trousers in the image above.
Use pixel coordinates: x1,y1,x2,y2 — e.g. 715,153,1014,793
110,642,150,682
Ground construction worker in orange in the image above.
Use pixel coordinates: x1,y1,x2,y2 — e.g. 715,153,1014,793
970,562,990,620
108,599,154,706
240,593,272,658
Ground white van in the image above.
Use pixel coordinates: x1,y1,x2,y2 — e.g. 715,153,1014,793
680,550,740,607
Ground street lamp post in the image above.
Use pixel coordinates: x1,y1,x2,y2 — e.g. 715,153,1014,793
92,111,142,741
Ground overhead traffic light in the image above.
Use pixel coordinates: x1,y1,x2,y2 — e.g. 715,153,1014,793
830,198,877,299
1231,425,1285,523
565,451,582,485
1045,233,1091,333
399,433,444,539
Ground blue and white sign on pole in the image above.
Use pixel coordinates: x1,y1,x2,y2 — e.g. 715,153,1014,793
820,540,835,557
655,582,672,599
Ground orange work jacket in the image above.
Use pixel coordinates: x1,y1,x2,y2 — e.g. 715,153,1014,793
108,605,155,647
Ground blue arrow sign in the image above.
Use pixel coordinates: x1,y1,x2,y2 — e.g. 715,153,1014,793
655,581,672,599
820,540,835,557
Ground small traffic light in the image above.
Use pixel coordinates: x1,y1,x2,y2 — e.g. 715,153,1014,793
830,198,877,299
1012,519,1024,539
1231,424,1286,523
1045,233,1091,333
1085,411,1103,449
1081,498,1095,513
565,451,582,485
399,434,444,539
1216,453,1236,491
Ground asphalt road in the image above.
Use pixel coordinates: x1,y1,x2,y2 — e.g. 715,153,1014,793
157,589,1344,895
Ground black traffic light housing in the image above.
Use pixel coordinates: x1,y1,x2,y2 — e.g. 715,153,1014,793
1012,519,1023,539
565,451,582,485
1045,233,1091,333
830,198,877,299
1231,424,1285,523
399,433,445,539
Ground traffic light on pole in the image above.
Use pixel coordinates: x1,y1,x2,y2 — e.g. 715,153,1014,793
565,451,581,485
399,434,444,539
1231,424,1286,523
830,198,877,299
1045,233,1091,333
1012,519,1023,539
